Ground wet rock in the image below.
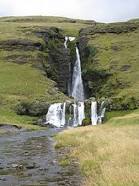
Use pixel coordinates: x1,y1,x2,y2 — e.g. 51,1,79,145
26,162,37,169
36,27,72,94
46,41,71,94
0,177,7,181
11,164,24,170
0,128,82,186
77,36,89,63
11,164,18,168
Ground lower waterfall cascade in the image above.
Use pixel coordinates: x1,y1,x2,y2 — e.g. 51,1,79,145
45,36,106,127
45,103,66,128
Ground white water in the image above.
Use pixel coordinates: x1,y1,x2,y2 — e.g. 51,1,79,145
72,102,85,127
64,36,68,48
71,47,84,102
64,36,75,49
91,101,106,125
61,102,66,127
91,101,98,125
68,37,75,41
71,45,85,126
45,103,66,128
98,101,106,124
78,102,85,125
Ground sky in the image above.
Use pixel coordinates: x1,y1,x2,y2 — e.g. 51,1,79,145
0,0,139,23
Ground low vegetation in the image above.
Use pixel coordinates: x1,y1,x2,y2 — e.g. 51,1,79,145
56,110,139,186
81,20,139,109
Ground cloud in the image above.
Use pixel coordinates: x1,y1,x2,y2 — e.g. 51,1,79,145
0,0,139,22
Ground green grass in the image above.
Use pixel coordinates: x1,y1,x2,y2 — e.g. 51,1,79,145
107,109,139,126
0,61,66,102
0,16,93,39
0,107,40,130
0,60,67,127
86,29,139,101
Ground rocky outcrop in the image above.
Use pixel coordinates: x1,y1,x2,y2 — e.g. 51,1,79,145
15,100,49,116
79,22,139,36
0,39,43,51
47,41,71,94
35,27,72,94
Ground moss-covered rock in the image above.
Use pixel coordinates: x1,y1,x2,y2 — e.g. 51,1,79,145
15,100,49,116
82,118,91,126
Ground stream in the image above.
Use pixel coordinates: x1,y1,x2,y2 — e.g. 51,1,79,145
0,125,81,186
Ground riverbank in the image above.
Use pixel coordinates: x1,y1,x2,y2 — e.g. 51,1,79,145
56,110,139,186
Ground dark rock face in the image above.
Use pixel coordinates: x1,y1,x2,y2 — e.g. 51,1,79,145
77,36,89,63
0,39,43,51
79,22,139,36
37,27,72,94
47,43,71,94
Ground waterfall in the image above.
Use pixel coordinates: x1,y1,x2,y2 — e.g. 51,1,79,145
71,47,84,102
78,102,85,125
73,103,78,127
98,101,106,124
45,103,66,128
61,102,66,127
91,101,98,125
91,101,106,125
72,102,85,127
64,36,68,48
64,36,75,49
45,36,106,128
71,46,85,126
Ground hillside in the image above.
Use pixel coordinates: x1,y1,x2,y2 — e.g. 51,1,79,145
0,16,94,127
0,16,139,127
78,20,139,110
0,16,139,186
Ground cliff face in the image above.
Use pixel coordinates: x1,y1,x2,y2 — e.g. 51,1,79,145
40,27,71,94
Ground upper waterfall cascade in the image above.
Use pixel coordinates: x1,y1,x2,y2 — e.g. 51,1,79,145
45,36,106,128
71,47,84,102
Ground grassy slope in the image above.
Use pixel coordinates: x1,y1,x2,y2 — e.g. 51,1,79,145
56,110,139,186
89,31,139,98
0,16,92,127
83,21,139,105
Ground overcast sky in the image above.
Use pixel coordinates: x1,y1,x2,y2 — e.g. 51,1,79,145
0,0,139,23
